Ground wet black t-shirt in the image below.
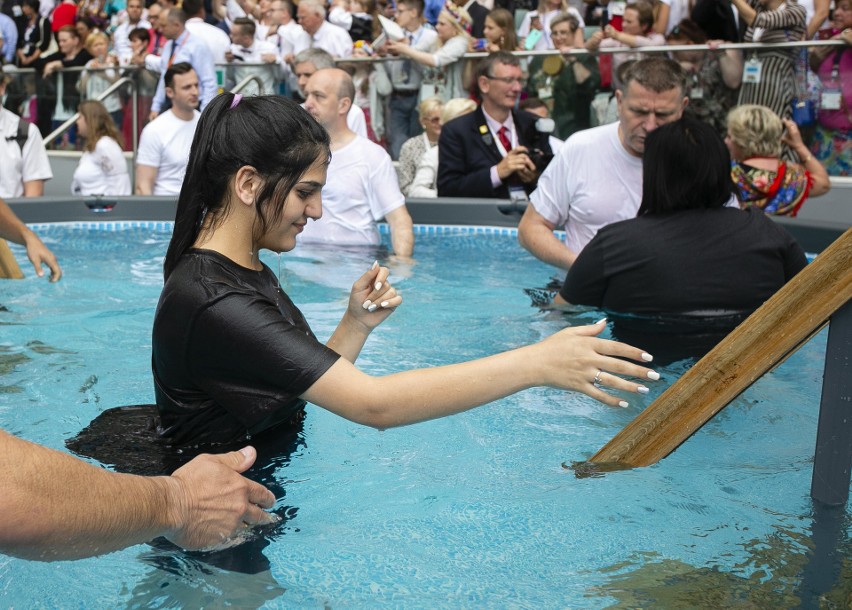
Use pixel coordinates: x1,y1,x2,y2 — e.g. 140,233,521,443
152,249,341,446
561,207,807,314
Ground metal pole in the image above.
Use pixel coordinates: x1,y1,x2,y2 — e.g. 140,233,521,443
810,299,852,507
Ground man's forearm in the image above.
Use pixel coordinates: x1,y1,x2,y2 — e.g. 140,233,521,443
1,430,175,561
518,216,576,271
0,199,31,245
520,230,576,270
387,208,414,257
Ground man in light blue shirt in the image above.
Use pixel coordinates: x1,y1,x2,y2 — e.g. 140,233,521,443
0,14,18,64
149,8,217,119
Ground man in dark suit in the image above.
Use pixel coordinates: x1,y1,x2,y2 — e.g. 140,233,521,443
437,51,554,199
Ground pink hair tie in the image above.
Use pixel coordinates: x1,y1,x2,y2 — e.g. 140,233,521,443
229,94,243,109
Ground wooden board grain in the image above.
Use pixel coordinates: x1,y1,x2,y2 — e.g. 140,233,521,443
590,227,852,468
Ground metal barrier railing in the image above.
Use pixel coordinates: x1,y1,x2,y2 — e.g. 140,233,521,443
230,73,267,95
4,36,848,173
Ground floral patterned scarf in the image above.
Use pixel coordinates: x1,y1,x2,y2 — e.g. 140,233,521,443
730,160,813,216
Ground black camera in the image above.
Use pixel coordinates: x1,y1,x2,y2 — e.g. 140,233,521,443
526,148,554,173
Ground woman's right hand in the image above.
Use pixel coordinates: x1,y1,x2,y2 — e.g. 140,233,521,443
345,261,403,332
781,118,805,149
535,319,658,408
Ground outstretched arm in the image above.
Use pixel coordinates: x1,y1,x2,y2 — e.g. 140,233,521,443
0,430,276,561
0,198,62,281
306,319,658,426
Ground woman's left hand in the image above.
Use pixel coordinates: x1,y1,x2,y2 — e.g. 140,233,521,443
347,261,403,330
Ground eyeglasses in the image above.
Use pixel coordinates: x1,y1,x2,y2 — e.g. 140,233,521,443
486,75,526,85
422,116,441,124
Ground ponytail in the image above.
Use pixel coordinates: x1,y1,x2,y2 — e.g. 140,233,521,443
163,93,330,280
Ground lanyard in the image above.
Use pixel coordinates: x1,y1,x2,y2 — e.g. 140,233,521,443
167,31,190,69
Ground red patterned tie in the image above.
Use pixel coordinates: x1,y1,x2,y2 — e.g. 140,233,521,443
497,126,512,154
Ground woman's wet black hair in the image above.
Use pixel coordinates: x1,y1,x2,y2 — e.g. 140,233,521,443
163,93,330,279
637,116,733,216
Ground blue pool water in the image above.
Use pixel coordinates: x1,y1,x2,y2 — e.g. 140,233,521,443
0,223,848,608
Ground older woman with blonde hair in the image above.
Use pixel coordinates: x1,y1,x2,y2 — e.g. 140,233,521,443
408,97,477,198
726,104,830,216
517,0,584,50
71,99,131,196
79,31,123,128
396,97,443,196
386,1,472,101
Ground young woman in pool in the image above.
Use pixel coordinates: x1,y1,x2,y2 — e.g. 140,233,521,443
151,93,659,448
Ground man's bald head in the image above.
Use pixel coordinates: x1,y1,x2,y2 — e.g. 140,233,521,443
303,68,354,130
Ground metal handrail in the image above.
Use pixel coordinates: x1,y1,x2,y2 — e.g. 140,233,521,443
230,74,267,94
331,37,850,62
44,75,139,190
45,74,135,143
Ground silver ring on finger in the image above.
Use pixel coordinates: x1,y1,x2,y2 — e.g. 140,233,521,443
593,370,603,386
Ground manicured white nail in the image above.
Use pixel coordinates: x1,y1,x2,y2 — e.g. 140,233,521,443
371,260,379,269
596,317,607,325
641,352,654,362
362,300,372,310
637,385,649,394
368,303,378,312
618,400,629,408
380,301,389,308
647,370,660,381
375,281,382,291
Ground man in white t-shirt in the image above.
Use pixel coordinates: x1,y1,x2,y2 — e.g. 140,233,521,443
301,68,413,257
136,63,201,196
518,57,688,271
0,74,52,198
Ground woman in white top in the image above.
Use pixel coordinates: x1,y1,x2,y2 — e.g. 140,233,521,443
79,31,124,129
585,2,666,89
71,100,131,196
396,96,443,195
386,1,472,101
517,0,584,50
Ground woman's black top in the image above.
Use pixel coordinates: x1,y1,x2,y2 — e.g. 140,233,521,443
561,207,806,314
152,249,341,446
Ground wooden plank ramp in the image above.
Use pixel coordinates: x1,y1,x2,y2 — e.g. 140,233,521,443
0,239,24,280
589,227,852,468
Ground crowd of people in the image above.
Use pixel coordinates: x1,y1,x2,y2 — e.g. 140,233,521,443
0,0,849,172
0,0,849,563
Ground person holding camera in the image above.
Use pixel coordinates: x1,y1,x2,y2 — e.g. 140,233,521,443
436,51,555,199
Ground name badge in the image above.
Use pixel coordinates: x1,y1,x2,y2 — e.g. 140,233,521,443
538,86,553,99
743,58,762,84
821,88,842,110
690,86,704,100
508,185,529,203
